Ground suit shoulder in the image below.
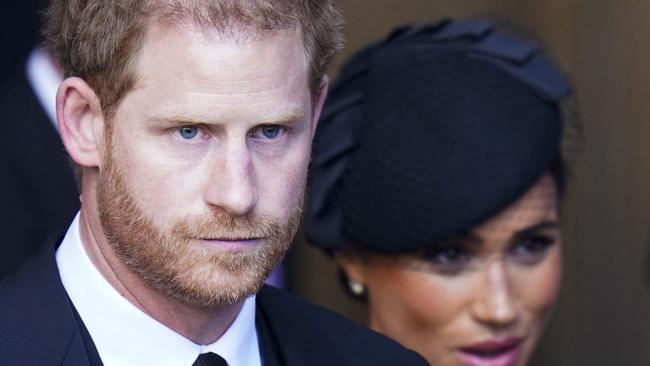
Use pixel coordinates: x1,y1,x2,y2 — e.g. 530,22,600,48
258,285,428,365
0,242,82,364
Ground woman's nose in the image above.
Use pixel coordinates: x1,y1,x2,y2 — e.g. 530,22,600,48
470,262,519,329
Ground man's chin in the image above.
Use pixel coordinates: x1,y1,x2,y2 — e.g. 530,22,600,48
114,233,289,307
163,268,271,307
143,246,284,307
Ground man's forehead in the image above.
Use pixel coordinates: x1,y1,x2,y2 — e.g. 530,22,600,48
137,19,308,70
116,19,312,125
133,20,308,82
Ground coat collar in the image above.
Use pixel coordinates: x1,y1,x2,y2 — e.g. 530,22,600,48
256,285,352,366
0,235,94,365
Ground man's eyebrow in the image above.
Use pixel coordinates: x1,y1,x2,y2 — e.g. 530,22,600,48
257,110,305,125
149,116,210,126
149,109,305,126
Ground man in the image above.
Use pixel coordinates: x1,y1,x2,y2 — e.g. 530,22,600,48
0,1,427,365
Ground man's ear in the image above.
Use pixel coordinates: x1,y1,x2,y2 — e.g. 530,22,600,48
310,75,330,136
56,77,106,168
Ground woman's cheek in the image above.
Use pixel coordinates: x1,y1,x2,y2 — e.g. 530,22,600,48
515,246,563,322
365,265,474,360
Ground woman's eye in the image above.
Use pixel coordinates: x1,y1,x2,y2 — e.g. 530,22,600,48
179,126,199,139
431,247,467,264
418,246,471,275
509,235,555,264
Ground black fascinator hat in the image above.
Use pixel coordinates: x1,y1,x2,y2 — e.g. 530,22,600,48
305,19,573,253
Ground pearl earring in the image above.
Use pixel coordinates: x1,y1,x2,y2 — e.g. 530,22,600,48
348,280,365,296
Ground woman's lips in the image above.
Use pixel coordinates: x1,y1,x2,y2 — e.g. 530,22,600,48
457,337,523,366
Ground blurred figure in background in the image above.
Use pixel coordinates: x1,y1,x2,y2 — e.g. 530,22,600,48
0,1,78,278
306,19,576,366
0,1,42,80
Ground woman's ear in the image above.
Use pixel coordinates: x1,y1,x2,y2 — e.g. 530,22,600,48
335,251,369,298
56,77,106,168
335,251,367,285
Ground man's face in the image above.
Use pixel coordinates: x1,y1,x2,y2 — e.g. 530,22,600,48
96,23,316,307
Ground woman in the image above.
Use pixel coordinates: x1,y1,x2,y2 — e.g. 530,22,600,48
305,19,576,366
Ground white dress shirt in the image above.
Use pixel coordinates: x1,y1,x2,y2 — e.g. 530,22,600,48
56,213,262,366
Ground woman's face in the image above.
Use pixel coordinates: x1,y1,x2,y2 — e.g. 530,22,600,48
337,174,562,366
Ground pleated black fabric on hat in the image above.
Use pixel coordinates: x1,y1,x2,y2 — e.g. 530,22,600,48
305,19,572,253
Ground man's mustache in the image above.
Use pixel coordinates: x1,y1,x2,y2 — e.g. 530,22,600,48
171,212,283,240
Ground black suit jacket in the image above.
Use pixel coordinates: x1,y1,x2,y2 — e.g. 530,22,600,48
0,238,428,366
0,64,79,278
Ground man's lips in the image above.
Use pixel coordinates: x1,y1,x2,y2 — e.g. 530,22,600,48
457,337,523,366
194,237,262,251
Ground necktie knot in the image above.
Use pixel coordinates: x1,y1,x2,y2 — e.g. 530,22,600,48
192,352,228,366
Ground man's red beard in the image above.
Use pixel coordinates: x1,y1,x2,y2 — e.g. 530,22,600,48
96,142,301,307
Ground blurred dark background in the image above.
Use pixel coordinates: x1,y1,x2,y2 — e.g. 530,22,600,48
289,1,650,365
2,1,648,365
0,2,43,82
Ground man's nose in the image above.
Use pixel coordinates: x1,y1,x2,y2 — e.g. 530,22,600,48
470,262,519,328
203,141,258,216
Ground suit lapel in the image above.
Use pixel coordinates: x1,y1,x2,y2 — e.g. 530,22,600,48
256,286,351,366
0,237,94,366
255,305,283,366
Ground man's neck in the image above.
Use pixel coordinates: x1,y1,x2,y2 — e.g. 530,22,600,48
77,199,242,345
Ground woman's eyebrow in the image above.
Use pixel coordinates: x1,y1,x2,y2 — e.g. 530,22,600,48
515,221,560,237
440,232,483,247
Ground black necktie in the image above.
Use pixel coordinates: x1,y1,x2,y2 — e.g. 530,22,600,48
192,352,228,366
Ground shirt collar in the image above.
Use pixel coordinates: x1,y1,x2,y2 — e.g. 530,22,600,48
56,212,261,366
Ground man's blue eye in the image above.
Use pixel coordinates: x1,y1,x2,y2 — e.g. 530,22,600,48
261,125,281,139
179,126,198,139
